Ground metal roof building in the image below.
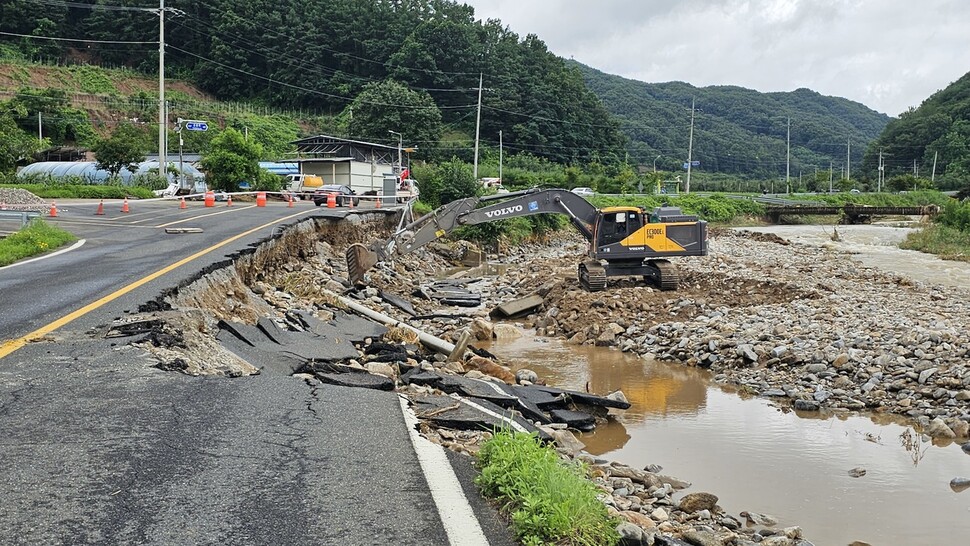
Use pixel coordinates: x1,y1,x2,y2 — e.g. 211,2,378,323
290,135,399,193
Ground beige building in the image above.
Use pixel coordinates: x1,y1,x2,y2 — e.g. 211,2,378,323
291,135,400,194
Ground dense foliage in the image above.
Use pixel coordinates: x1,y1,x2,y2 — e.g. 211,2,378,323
574,62,891,181
862,71,970,190
198,127,271,191
0,0,625,164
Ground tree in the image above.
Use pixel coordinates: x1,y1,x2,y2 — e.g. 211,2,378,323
92,123,151,178
0,102,45,172
344,80,443,161
199,127,264,191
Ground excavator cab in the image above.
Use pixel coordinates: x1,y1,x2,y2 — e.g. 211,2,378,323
578,205,707,291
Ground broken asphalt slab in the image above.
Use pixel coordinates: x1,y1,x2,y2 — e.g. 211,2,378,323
216,316,362,374
408,394,551,441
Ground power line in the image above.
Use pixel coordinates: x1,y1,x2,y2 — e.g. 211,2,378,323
188,0,481,78
166,45,475,111
169,17,475,95
21,0,158,12
0,30,158,45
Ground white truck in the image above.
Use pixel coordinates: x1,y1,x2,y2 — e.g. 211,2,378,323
283,174,325,200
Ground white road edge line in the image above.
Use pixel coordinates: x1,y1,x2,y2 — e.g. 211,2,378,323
397,395,490,546
0,239,86,271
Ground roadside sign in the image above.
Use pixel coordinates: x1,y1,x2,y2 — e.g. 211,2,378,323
185,121,208,132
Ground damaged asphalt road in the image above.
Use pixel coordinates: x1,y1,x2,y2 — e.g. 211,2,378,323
0,203,517,545
0,336,450,545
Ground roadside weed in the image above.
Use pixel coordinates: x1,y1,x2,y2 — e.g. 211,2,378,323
476,430,619,546
0,219,76,266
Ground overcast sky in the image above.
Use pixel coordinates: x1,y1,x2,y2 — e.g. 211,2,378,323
462,0,970,116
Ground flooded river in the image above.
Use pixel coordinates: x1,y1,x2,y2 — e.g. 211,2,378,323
479,225,970,545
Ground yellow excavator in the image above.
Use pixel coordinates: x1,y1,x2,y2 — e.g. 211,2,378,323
346,188,708,291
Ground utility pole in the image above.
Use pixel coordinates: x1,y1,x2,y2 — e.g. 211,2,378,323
846,137,850,182
498,130,503,184
158,0,166,177
829,161,833,193
388,130,403,173
931,151,938,183
37,112,42,142
685,98,695,194
878,149,884,192
473,72,483,181
786,117,790,192
913,158,917,177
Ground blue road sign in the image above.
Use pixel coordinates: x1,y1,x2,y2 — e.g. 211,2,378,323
185,121,208,132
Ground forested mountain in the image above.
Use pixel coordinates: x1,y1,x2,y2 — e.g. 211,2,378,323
0,0,624,163
862,71,970,190
574,62,891,180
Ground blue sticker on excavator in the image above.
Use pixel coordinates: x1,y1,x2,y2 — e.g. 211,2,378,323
528,201,539,211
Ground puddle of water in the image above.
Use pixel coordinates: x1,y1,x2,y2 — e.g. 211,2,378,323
478,332,970,546
741,224,970,289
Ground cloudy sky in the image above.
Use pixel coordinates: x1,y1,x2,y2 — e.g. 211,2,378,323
461,0,970,116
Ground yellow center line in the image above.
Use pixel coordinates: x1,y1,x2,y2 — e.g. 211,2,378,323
0,209,312,360
155,205,257,228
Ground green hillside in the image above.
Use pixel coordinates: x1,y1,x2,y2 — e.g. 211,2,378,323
862,71,970,190
573,62,891,180
0,0,624,165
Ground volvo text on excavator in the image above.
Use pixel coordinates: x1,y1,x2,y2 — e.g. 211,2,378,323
346,188,708,291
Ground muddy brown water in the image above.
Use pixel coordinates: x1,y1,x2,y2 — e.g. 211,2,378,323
478,225,970,546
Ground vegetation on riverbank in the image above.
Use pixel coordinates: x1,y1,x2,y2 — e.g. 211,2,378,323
901,199,970,261
0,219,76,266
476,430,619,546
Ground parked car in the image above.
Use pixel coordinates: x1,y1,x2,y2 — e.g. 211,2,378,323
313,184,360,207
571,187,595,197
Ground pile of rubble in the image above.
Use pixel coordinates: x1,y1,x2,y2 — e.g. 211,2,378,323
0,188,48,211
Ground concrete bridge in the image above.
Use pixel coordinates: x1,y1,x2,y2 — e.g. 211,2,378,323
766,204,940,224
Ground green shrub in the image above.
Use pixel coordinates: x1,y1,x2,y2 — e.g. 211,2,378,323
900,223,970,261
0,219,77,267
476,430,619,546
936,200,970,232
0,183,154,199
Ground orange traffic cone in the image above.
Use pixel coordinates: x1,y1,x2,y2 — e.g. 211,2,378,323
375,196,382,209
226,195,233,207
348,196,355,209
95,200,104,216
179,197,187,209
288,194,295,208
121,198,130,213
326,192,336,208
49,201,58,217
0,202,6,210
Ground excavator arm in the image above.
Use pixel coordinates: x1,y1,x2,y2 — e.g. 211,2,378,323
346,188,599,284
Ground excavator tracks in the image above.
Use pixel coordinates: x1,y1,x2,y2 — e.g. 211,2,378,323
579,260,607,292
647,259,679,291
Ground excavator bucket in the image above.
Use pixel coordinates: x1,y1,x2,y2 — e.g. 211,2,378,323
346,243,379,285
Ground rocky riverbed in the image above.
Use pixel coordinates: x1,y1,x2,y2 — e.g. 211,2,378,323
139,214,970,546
361,228,970,441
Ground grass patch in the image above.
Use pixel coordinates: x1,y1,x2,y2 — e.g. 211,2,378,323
0,219,77,267
475,430,619,546
899,224,970,262
0,184,155,200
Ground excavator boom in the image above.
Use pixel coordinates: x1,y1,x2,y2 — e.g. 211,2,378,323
345,188,707,291
346,188,598,284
